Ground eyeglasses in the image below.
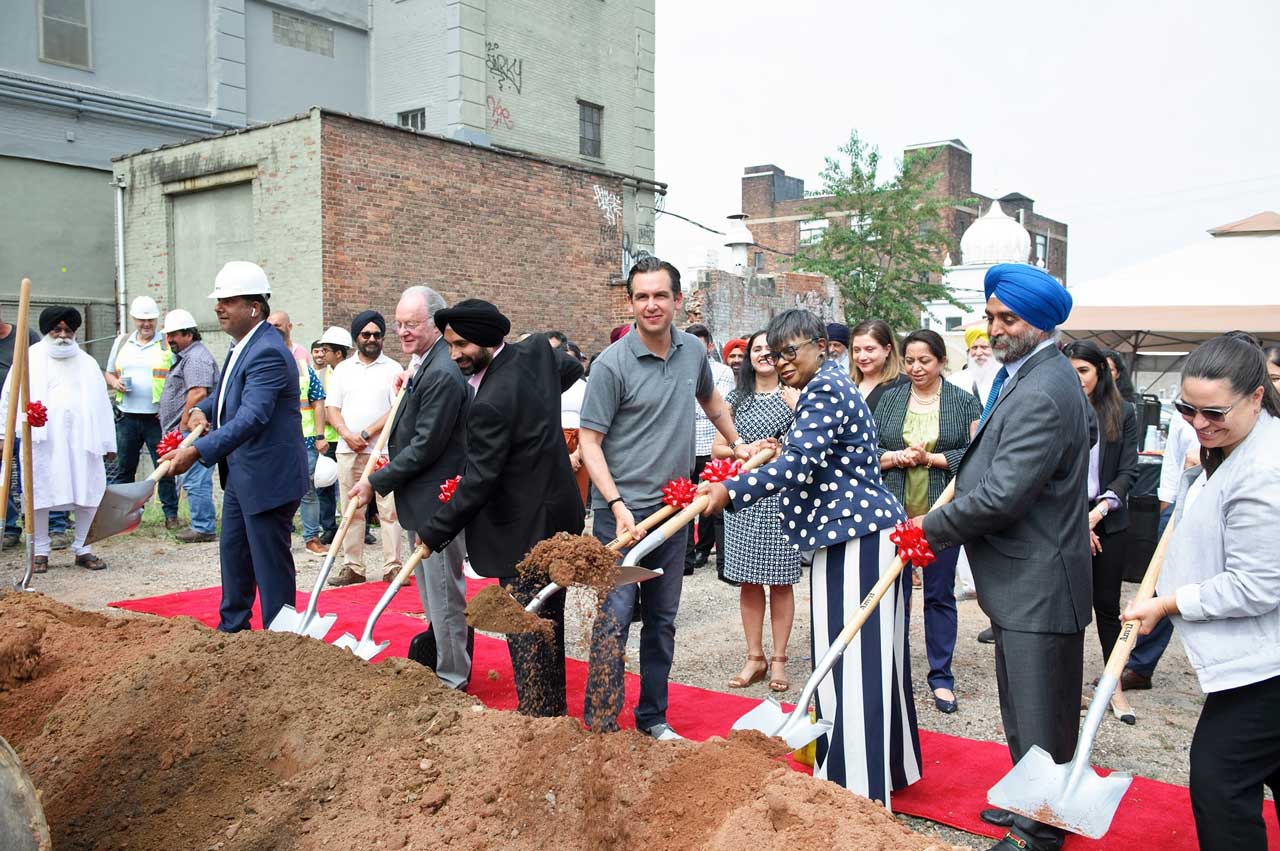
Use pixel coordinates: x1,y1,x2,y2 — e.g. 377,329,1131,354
394,320,424,332
763,337,820,365
1174,397,1242,424
358,331,384,340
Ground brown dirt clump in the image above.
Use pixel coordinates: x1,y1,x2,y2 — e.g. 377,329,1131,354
0,591,956,851
464,584,554,638
0,618,43,691
517,532,619,595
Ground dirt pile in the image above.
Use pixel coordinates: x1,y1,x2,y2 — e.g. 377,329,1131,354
0,592,955,851
518,533,620,595
464,585,554,638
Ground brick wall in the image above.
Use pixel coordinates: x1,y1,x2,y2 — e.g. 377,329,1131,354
679,269,841,345
320,113,630,359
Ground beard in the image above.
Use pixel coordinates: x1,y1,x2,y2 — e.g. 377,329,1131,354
359,340,382,359
457,347,493,376
47,337,79,359
992,328,1042,363
966,356,998,385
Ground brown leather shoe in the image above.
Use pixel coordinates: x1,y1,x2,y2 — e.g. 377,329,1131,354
164,517,182,530
32,555,48,574
304,539,327,556
1121,668,1153,691
75,553,107,571
382,564,403,583
327,565,365,587
175,528,217,544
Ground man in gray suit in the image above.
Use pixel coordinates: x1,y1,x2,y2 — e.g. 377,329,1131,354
353,285,471,689
921,263,1091,851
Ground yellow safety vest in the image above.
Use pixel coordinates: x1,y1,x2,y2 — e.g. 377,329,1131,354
113,335,173,405
294,355,317,438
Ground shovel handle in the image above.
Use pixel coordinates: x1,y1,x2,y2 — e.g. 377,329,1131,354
1102,518,1176,681
0,279,32,540
640,448,777,543
149,424,206,480
355,544,431,645
606,504,676,550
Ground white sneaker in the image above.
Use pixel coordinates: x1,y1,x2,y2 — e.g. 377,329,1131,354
643,722,685,742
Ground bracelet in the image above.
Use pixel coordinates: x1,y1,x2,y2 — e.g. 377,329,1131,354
607,497,625,508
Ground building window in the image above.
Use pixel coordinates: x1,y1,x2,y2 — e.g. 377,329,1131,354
272,10,335,57
39,0,93,70
1034,233,1048,266
945,316,964,331
753,251,765,271
799,218,829,246
397,109,427,132
578,101,602,158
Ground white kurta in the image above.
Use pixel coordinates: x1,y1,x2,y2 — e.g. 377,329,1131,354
0,342,116,510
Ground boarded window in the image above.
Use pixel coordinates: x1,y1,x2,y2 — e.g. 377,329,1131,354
397,109,427,132
578,101,602,158
171,183,256,330
272,10,335,57
39,0,92,70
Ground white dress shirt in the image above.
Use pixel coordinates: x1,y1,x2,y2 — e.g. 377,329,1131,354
217,320,265,427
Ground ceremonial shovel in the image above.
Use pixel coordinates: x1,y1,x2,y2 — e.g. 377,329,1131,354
84,425,205,545
268,387,407,639
987,518,1176,839
732,480,956,750
333,543,430,661
2,279,36,590
523,447,777,615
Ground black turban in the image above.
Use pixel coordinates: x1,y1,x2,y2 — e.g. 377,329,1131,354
433,299,511,347
350,310,386,341
39,306,82,335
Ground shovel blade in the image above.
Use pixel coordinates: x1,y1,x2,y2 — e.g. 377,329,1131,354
85,480,157,544
731,697,833,750
731,697,789,737
267,606,337,641
617,564,661,586
331,632,389,662
988,746,1133,839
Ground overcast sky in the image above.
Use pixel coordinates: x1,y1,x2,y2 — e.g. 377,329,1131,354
652,0,1280,286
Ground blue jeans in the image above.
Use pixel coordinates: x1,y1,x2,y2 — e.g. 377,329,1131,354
5,443,67,536
1127,504,1177,677
299,444,321,542
178,447,217,534
586,504,688,732
114,412,179,519
318,443,337,534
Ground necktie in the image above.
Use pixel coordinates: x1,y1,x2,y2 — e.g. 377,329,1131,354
979,366,1009,427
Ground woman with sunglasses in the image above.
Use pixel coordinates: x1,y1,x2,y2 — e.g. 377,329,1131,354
1063,340,1139,724
1123,334,1280,850
700,309,920,810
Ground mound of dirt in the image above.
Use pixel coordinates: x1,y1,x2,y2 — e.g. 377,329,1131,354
518,533,619,595
0,592,955,851
465,584,554,638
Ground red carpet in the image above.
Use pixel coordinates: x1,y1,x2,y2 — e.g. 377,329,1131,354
111,582,1280,850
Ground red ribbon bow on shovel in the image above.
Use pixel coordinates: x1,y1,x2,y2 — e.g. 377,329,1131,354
373,455,389,472
890,521,937,568
700,457,743,483
438,475,461,503
25,401,48,428
661,477,698,508
156,429,184,457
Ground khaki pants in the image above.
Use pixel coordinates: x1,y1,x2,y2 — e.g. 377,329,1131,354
337,452,403,576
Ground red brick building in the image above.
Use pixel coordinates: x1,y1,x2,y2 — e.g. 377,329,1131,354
740,140,1069,284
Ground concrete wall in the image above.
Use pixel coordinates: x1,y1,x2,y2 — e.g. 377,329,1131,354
113,111,325,360
244,0,369,123
369,0,449,130
679,269,842,348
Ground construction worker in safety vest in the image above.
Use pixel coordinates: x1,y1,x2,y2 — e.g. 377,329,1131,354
314,325,352,545
267,311,331,555
104,295,180,528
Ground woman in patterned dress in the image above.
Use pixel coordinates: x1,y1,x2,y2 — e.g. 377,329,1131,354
701,309,921,811
713,330,801,692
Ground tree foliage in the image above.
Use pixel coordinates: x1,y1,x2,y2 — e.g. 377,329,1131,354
791,131,966,331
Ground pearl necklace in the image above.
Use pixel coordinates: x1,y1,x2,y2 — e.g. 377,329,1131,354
910,388,940,406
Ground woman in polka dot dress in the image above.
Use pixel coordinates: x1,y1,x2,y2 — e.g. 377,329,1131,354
700,308,921,810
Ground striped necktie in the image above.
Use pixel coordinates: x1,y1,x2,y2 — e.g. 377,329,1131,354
979,366,1009,426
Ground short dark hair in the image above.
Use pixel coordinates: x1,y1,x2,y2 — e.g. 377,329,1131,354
684,323,713,345
900,329,947,362
1264,345,1280,368
187,328,202,342
311,340,323,350
548,330,568,345
765,309,826,353
625,256,682,296
322,343,349,359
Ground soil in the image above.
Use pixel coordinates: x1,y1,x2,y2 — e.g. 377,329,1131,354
0,592,955,851
517,533,619,596
464,584,554,638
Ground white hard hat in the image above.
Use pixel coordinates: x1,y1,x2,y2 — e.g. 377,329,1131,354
161,308,198,335
130,295,161,319
313,453,338,489
208,261,271,299
318,326,353,349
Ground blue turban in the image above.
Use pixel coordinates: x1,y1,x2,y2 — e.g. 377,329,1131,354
983,264,1072,331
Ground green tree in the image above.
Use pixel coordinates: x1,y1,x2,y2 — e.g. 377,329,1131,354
791,131,966,331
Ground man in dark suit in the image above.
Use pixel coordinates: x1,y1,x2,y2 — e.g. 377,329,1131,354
350,285,471,690
417,299,584,716
164,262,309,633
920,264,1091,851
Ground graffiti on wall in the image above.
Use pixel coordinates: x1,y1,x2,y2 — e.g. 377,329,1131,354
592,185,622,227
485,42,523,94
486,96,513,130
794,289,839,321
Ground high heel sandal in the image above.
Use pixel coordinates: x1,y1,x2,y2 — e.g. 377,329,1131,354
768,655,789,692
729,654,767,688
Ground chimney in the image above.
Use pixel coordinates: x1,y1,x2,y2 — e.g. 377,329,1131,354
724,213,755,272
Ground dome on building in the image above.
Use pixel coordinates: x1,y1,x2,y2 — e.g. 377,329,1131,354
960,199,1031,266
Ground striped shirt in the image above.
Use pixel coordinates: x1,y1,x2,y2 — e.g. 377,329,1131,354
158,341,218,433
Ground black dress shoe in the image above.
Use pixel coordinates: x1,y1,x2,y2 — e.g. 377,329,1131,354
934,695,958,714
1121,668,1152,691
977,626,995,644
364,529,377,545
980,808,1016,827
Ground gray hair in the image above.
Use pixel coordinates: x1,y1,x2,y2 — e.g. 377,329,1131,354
765,308,827,352
401,285,447,320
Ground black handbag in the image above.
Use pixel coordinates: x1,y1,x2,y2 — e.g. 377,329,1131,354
407,623,475,673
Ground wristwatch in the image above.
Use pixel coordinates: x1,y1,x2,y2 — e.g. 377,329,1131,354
360,429,370,441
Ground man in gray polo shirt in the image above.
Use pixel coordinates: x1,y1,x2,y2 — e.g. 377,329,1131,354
579,256,749,740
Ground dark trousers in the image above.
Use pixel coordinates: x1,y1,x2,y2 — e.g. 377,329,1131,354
920,545,960,691
993,624,1085,850
1127,505,1176,676
685,454,718,567
114,412,179,519
217,483,299,632
318,443,338,534
1091,526,1128,661
1189,674,1280,850
501,571,567,717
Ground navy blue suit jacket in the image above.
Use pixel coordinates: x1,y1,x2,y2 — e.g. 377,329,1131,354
195,323,308,515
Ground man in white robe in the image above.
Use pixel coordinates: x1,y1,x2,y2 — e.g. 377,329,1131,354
0,306,116,571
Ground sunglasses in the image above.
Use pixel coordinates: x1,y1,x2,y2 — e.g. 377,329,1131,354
764,337,821,365
1174,397,1241,424
358,331,384,340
